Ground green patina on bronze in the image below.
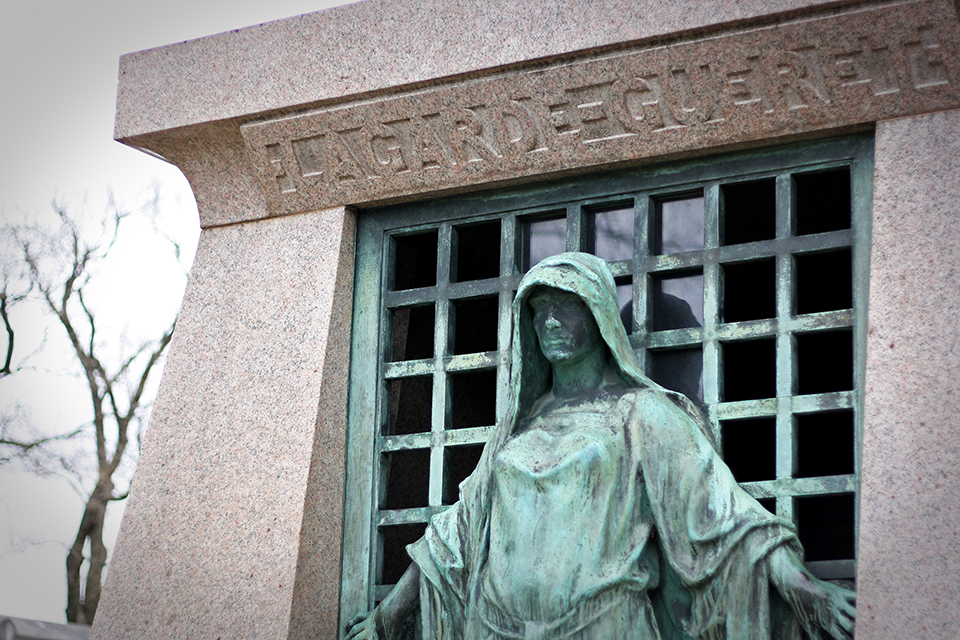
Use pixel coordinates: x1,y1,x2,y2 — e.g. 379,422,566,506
347,253,855,640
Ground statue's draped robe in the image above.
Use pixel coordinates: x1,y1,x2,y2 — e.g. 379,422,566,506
406,253,803,640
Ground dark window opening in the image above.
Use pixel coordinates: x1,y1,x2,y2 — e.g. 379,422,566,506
722,417,777,482
587,205,634,263
722,339,776,401
522,214,567,270
616,278,634,335
795,168,851,236
443,444,485,505
454,220,500,282
795,249,852,315
722,179,776,246
796,330,853,395
450,369,497,429
656,194,705,255
453,297,499,355
796,493,856,561
390,304,435,362
652,273,704,331
386,376,432,436
650,347,704,407
380,523,428,584
393,231,438,290
382,449,430,510
795,411,855,478
757,498,777,515
722,259,776,323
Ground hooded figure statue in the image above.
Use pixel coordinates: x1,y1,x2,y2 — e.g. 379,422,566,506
348,253,855,640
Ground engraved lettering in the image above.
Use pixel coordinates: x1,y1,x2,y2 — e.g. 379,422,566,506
240,1,960,216
369,120,411,174
291,135,327,179
497,98,546,156
904,26,949,89
725,57,774,113
413,113,456,170
450,106,501,163
566,82,630,142
608,78,652,132
835,37,900,95
774,47,831,110
637,74,684,131
265,143,296,194
547,100,579,136
328,128,375,182
668,64,723,125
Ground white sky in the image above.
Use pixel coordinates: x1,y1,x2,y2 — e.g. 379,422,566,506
0,0,352,623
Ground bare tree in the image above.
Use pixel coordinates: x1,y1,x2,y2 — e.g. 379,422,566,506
5,195,181,624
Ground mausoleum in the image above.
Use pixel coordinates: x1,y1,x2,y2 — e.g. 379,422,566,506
93,0,960,638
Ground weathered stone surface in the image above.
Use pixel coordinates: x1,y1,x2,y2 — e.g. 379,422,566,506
91,208,355,640
242,0,960,216
114,0,856,140
857,108,960,640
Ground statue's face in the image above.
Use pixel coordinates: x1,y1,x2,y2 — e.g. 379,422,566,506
528,287,603,365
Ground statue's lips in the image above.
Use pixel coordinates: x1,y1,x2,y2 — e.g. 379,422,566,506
541,336,573,348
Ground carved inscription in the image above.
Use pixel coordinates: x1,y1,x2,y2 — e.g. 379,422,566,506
242,1,960,215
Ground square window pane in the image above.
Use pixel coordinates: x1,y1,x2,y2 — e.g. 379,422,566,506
795,493,856,561
390,304,435,362
386,376,432,435
616,278,633,335
723,339,776,401
796,330,853,395
723,259,775,322
722,417,776,482
450,369,497,429
657,196,704,255
796,249,852,314
455,220,500,282
652,273,704,330
722,179,776,245
795,411,855,478
393,231,437,290
757,498,777,515
443,444,485,505
379,523,427,585
650,347,704,406
522,214,566,270
795,168,851,236
382,448,429,510
587,206,634,262
453,297,499,355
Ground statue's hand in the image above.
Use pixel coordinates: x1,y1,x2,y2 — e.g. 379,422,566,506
769,547,855,640
792,578,856,640
344,609,382,640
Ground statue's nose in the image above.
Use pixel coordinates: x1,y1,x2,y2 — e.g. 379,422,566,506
545,313,561,329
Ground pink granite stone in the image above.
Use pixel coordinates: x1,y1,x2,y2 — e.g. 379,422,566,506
857,108,960,639
114,0,856,140
91,207,356,640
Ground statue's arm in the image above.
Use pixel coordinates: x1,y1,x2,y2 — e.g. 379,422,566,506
767,545,855,640
344,563,420,640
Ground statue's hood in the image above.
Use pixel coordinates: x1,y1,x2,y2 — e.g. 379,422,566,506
509,252,655,421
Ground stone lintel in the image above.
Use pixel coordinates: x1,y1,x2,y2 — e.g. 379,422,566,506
242,0,960,217
115,0,853,140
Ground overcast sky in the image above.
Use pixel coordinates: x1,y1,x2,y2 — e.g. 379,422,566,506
0,0,351,623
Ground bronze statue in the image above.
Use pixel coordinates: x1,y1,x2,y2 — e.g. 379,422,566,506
348,252,855,640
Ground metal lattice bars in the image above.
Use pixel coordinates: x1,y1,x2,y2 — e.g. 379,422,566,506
342,136,872,608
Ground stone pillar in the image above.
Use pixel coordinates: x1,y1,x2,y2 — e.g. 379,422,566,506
858,108,960,638
91,207,355,640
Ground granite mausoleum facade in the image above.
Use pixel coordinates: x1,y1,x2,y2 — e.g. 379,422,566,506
94,1,960,638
